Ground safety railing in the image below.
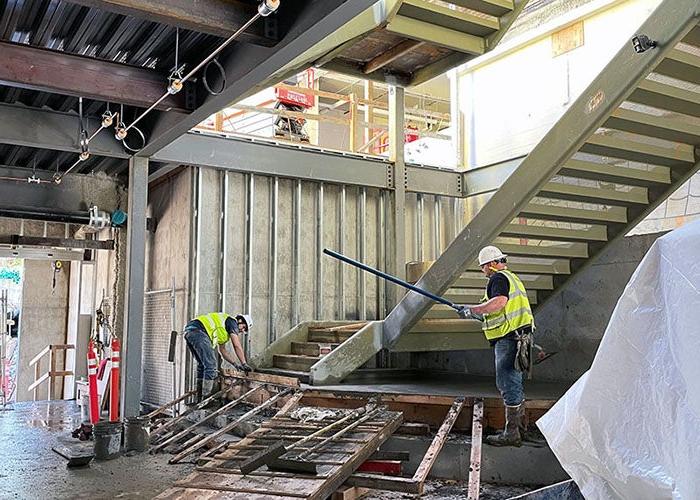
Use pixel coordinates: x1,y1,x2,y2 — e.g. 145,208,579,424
27,344,74,401
195,83,451,158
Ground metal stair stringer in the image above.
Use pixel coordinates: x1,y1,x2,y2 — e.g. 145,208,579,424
308,0,700,385
379,0,700,350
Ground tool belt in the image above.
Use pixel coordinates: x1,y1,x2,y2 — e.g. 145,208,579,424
514,327,534,378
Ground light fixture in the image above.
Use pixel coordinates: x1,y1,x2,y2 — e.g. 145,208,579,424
632,34,657,53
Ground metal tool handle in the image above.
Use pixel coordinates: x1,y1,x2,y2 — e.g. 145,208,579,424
323,248,460,310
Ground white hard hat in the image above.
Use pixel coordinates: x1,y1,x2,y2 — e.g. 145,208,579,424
478,246,507,266
236,314,253,330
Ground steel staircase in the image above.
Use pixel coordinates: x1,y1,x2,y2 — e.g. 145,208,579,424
306,0,700,385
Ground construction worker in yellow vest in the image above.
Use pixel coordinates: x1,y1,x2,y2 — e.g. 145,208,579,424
183,313,253,402
457,246,534,447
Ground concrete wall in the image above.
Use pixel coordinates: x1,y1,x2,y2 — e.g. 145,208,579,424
412,231,664,384
17,259,70,401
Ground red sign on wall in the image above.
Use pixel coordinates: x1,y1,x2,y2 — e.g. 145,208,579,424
275,87,315,108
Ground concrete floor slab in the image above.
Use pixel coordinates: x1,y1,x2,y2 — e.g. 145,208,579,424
0,401,193,500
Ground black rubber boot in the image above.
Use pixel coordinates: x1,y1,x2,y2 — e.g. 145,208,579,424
485,404,522,447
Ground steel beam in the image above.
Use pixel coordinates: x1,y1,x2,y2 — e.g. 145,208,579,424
0,104,127,158
139,0,378,156
153,132,390,188
0,165,122,216
380,0,700,348
0,41,188,112
386,15,486,54
65,0,272,44
447,0,513,17
121,156,148,418
389,86,407,307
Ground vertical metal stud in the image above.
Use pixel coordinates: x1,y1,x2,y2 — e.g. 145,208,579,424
416,193,424,262
220,171,228,312
315,183,324,319
452,196,460,241
268,177,278,344
193,168,203,316
244,174,255,356
292,180,301,326
358,187,367,320
434,195,441,259
338,185,346,319
378,190,386,319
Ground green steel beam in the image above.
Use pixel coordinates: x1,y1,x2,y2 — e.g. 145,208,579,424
494,241,589,259
627,79,700,118
654,48,700,86
399,0,500,36
604,107,700,145
447,0,513,17
581,134,696,168
558,158,671,187
386,15,486,54
500,222,607,243
453,273,553,290
520,201,628,224
538,181,648,206
381,0,700,348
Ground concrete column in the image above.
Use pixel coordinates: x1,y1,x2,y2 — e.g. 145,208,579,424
121,156,148,418
388,86,406,307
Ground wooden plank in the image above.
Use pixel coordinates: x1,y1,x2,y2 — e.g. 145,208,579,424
156,487,300,500
412,397,466,486
346,474,420,494
169,389,294,463
467,399,484,500
145,390,197,419
175,471,319,497
223,370,301,388
364,40,425,74
332,486,369,500
152,386,263,451
308,410,403,500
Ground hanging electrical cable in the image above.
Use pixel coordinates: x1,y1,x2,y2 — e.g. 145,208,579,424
53,101,118,184
123,0,280,135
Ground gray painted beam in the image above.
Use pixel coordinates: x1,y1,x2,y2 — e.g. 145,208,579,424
154,132,390,188
139,0,378,156
121,156,148,418
0,104,127,158
380,0,700,348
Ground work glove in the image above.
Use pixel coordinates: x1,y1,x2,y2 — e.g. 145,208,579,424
241,363,253,374
456,305,484,322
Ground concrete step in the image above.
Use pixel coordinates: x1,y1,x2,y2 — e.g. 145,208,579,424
519,202,627,225
291,341,340,356
538,181,648,207
581,133,695,169
307,328,360,343
273,354,319,372
453,273,553,290
494,241,589,259
410,319,483,334
443,288,538,305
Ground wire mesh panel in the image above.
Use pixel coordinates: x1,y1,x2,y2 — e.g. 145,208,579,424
142,290,173,408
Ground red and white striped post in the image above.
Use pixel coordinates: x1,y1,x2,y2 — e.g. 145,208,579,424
109,337,121,422
87,340,100,424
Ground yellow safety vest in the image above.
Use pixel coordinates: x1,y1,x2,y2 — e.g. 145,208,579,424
481,269,534,340
196,313,232,348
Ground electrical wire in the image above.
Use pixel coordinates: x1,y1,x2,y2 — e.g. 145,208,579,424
125,3,273,133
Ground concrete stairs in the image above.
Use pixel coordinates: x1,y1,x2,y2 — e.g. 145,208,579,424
252,319,488,383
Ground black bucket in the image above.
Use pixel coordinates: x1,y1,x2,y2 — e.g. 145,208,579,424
124,416,150,452
93,421,122,460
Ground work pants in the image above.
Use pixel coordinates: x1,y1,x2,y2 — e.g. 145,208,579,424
493,331,524,406
184,326,218,380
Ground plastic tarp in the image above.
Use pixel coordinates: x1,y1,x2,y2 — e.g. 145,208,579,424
537,220,700,499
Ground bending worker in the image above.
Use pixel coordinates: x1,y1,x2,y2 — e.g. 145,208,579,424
184,312,253,402
458,246,534,447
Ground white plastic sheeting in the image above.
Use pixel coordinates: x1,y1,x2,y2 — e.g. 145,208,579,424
538,220,700,500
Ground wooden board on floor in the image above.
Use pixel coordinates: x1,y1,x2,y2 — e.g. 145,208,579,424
158,406,403,499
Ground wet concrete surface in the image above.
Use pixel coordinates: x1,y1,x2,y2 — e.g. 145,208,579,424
310,373,568,400
363,480,532,499
0,401,192,500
